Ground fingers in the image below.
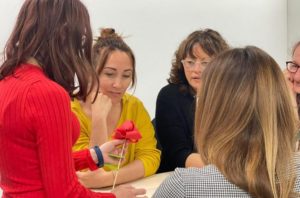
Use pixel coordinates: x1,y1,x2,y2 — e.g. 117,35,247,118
113,185,147,197
110,139,126,146
118,184,146,193
133,188,147,196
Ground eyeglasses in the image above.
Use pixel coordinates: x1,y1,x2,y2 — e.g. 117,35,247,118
286,61,300,73
181,59,209,70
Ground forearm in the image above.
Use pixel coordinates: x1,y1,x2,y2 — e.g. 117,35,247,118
112,160,144,185
79,160,145,188
185,153,204,168
73,149,98,171
90,117,108,147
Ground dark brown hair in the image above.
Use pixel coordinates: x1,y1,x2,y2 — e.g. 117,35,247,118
196,46,298,197
92,28,136,88
168,28,229,94
0,0,97,101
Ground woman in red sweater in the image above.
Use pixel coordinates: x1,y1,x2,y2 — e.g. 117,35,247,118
0,0,145,197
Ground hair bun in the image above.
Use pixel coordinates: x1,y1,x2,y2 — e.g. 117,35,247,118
100,28,117,38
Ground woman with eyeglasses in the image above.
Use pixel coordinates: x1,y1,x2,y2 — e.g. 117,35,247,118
285,41,300,117
285,41,300,150
155,29,229,172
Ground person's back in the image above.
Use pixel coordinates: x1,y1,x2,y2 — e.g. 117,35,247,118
154,163,300,197
0,64,88,196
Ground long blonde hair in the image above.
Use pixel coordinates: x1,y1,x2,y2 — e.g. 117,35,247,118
195,46,298,197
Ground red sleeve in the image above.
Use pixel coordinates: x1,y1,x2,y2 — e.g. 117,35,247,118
25,81,115,198
73,149,98,171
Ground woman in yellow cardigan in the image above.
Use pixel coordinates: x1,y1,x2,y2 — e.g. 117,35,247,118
72,28,161,188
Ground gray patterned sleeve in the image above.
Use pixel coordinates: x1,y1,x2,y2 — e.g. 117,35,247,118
152,169,185,198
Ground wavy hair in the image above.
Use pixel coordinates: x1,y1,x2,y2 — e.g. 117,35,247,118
168,28,229,94
0,0,97,101
195,46,298,197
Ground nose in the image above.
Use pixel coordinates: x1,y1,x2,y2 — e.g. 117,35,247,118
193,63,204,73
112,77,122,88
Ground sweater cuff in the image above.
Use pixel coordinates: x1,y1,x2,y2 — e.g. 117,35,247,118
72,149,98,171
86,149,99,171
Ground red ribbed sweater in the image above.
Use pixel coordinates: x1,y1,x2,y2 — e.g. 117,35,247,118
0,64,115,197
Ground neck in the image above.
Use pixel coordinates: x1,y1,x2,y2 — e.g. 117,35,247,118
26,57,41,67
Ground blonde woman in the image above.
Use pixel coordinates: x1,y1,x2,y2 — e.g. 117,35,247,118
154,46,300,197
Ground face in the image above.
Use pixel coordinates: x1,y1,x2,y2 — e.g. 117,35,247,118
99,50,133,104
182,44,211,92
291,45,300,93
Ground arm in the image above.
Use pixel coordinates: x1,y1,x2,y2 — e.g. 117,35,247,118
73,139,128,172
90,93,112,147
77,159,145,188
77,98,161,188
72,148,98,171
155,86,201,170
107,104,161,186
71,94,112,151
26,82,114,197
71,100,92,151
185,153,204,168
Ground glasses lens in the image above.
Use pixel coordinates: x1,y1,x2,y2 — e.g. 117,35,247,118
287,62,298,72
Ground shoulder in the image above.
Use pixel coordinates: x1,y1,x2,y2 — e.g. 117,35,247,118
28,78,69,102
123,93,145,109
172,166,251,197
158,84,180,97
294,152,300,192
157,83,192,101
173,165,224,182
71,98,83,112
11,64,68,100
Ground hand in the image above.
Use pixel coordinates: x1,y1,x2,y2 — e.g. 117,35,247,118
91,92,112,121
100,139,127,165
76,169,108,188
112,184,147,198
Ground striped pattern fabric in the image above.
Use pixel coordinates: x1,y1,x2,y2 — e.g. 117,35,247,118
0,64,114,197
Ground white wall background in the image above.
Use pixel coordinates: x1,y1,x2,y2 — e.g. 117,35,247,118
288,0,300,56
0,0,294,194
0,0,287,118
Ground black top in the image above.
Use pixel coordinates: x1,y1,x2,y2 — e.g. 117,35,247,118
155,83,195,172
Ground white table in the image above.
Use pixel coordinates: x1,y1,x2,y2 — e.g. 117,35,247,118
0,172,171,197
93,171,171,197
